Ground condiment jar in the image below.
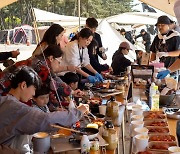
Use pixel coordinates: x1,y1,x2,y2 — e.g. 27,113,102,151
106,96,119,118
102,122,118,150
90,138,99,151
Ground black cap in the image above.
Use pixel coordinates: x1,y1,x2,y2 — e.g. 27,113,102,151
155,15,174,26
140,29,145,33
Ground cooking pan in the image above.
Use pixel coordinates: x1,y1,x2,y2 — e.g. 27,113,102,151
72,128,99,140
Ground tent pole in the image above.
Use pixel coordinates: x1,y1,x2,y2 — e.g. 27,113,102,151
78,0,81,31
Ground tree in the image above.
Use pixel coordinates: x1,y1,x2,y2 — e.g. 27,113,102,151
0,0,134,30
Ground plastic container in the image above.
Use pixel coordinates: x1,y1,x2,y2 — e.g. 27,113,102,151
81,135,90,154
151,85,160,111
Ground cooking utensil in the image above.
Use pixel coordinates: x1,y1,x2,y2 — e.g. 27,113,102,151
88,112,97,120
72,128,99,140
51,124,82,134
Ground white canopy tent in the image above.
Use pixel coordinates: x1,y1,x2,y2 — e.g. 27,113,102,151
97,19,137,65
33,8,86,27
139,0,176,16
0,0,17,8
106,12,161,25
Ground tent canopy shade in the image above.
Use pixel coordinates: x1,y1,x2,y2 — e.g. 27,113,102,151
106,12,160,25
0,0,18,8
139,0,176,16
33,8,86,23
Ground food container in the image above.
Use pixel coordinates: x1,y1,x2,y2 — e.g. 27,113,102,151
102,128,118,150
135,151,165,154
146,126,170,135
144,120,168,127
159,94,175,107
143,111,166,121
148,134,176,142
106,98,119,118
147,141,177,153
33,132,50,153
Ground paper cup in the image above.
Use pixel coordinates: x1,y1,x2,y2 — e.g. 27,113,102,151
99,105,106,115
132,108,143,116
134,134,149,152
132,104,142,109
168,146,180,153
134,127,148,136
131,115,144,121
131,120,144,136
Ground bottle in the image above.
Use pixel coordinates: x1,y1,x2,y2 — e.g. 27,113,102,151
149,82,155,108
102,121,118,150
106,96,119,118
81,135,90,154
68,96,75,111
151,85,160,111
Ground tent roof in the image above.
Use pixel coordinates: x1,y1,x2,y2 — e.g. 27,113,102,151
97,19,137,65
33,8,86,23
106,12,160,25
139,0,176,16
0,0,17,8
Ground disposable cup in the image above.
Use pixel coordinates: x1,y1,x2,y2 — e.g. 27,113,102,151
134,134,149,152
168,146,180,153
131,115,144,121
134,127,148,136
99,105,107,115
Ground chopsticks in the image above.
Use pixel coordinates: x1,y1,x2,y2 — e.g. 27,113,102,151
51,124,81,133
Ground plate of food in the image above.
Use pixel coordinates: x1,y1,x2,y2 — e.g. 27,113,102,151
97,88,116,93
87,97,102,105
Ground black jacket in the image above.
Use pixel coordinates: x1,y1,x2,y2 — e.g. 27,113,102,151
135,32,151,45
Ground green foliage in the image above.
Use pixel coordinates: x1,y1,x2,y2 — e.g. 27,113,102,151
0,0,134,30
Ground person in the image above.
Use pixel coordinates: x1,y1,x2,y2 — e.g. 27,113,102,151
72,17,110,74
135,50,143,65
61,72,84,107
32,85,50,113
32,24,76,73
0,45,82,109
62,28,104,83
111,41,132,75
63,72,79,90
150,15,180,69
120,28,135,44
0,66,87,153
0,49,20,61
32,24,65,57
0,49,20,71
135,29,151,52
169,21,180,32
85,17,107,62
157,50,180,79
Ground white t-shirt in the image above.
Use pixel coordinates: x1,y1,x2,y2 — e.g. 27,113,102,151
62,40,90,67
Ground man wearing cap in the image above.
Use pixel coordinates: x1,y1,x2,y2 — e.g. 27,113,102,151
150,15,180,69
135,29,151,52
111,41,132,75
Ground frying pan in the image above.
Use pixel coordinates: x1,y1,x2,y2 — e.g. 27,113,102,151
72,128,99,140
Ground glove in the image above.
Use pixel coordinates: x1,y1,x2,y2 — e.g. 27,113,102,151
95,73,104,82
156,52,169,58
87,75,98,83
157,69,170,79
